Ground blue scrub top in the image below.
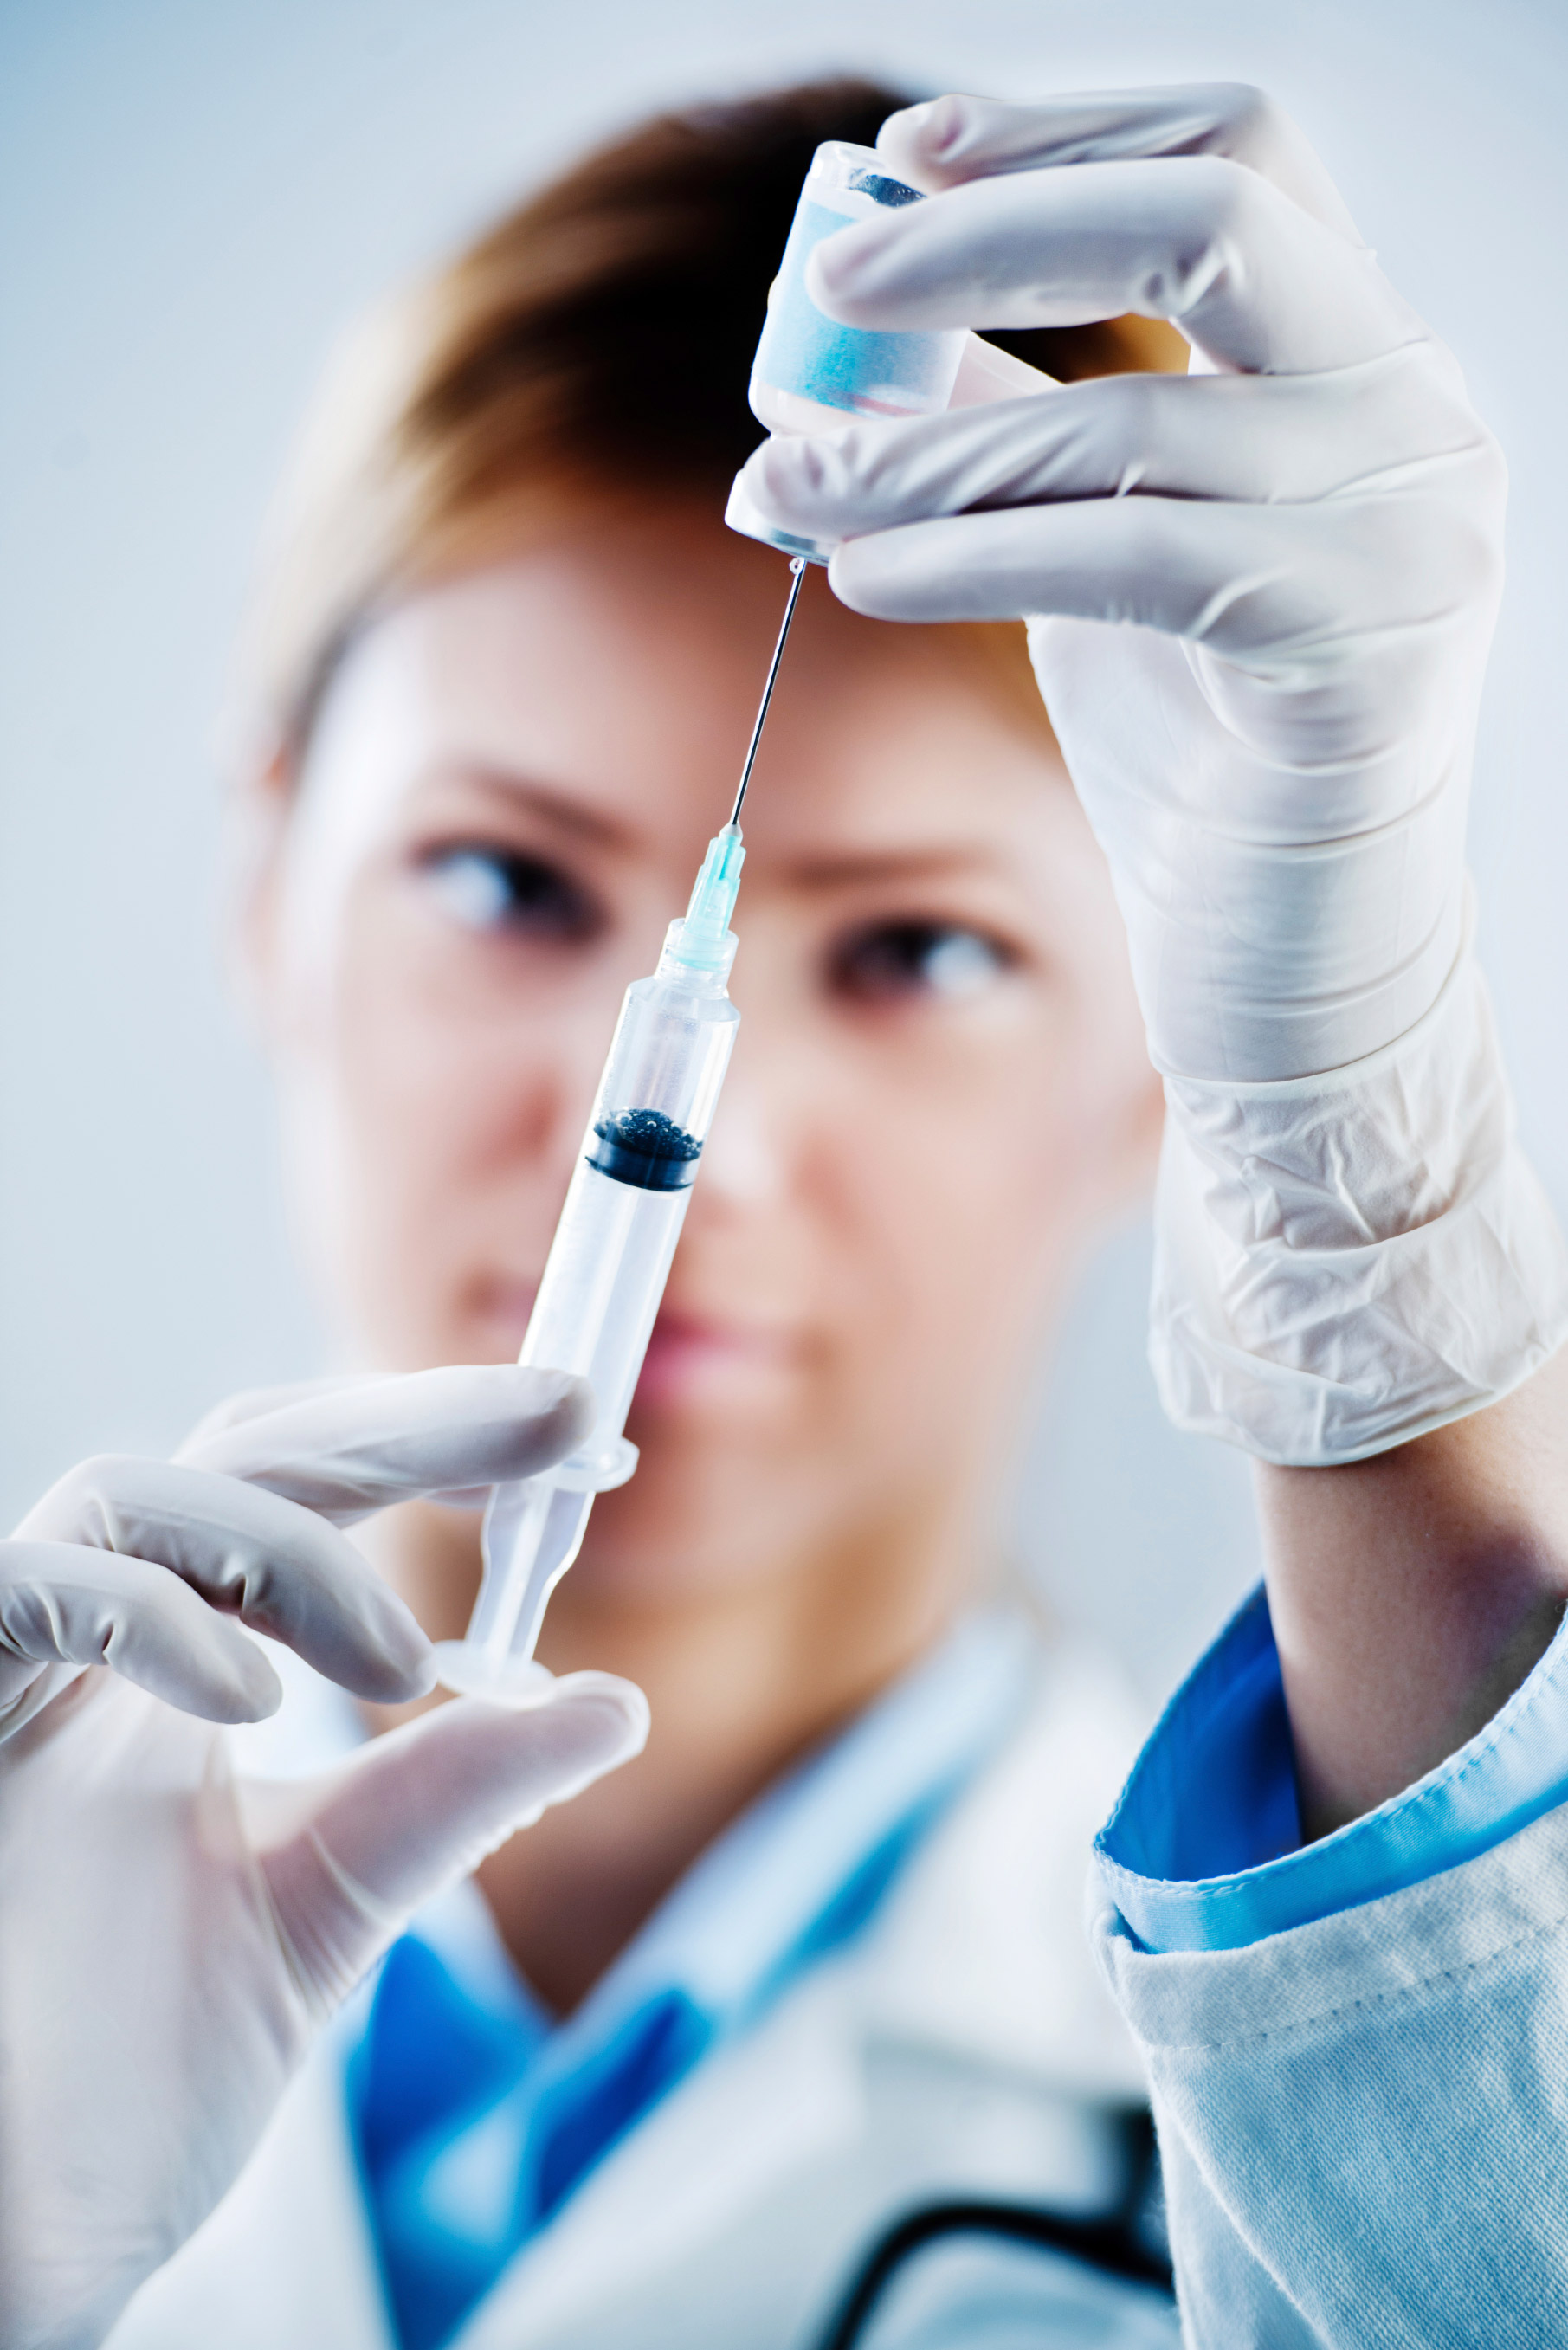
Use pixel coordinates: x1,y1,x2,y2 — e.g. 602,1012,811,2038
1098,1582,1568,1953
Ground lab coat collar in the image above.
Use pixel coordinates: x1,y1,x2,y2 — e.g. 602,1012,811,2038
416,1611,1039,2078
454,1628,1150,2348
352,1613,1039,2343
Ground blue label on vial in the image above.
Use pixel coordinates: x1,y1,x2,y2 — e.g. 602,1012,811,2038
754,199,957,419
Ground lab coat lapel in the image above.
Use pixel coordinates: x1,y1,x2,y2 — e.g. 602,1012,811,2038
452,1636,1147,2348
455,1966,865,2347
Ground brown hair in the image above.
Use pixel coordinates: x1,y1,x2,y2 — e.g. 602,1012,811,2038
239,76,1184,765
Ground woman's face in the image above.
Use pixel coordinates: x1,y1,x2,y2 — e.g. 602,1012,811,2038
252,501,1156,1610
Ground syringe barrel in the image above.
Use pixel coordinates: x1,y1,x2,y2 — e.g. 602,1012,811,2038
520,948,739,1451
457,948,740,1675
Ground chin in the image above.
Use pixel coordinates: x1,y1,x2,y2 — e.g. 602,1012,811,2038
569,1437,829,1604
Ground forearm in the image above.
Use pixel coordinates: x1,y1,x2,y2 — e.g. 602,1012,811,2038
1259,1346,1568,1837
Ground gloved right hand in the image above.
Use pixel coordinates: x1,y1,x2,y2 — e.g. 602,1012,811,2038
738,85,1568,1465
0,1365,648,2350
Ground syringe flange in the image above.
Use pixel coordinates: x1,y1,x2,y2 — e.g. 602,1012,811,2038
549,1438,640,1493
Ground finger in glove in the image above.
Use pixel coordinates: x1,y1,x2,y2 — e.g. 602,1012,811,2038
255,1674,650,2009
15,1456,432,1701
177,1362,593,1527
0,1540,283,1723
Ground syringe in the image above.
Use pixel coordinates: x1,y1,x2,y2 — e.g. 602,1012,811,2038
434,558,806,1702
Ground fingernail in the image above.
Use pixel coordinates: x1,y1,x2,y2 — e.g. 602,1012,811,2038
577,1706,649,1777
602,1688,651,1757
231,1645,284,1721
513,1366,596,1429
931,103,965,156
365,1584,437,1692
510,1365,584,1404
386,1643,437,1701
899,93,965,158
805,230,881,316
555,1673,651,1761
885,99,934,139
752,436,806,500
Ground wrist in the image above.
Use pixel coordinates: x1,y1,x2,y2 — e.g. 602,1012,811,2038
1149,930,1568,1464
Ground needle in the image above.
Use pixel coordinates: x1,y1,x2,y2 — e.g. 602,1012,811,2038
728,556,807,830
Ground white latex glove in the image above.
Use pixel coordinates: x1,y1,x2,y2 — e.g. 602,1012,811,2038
0,1365,648,2350
739,84,1568,1462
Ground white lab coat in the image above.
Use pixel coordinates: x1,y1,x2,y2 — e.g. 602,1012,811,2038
108,1638,1155,2350
1094,1792,1568,2348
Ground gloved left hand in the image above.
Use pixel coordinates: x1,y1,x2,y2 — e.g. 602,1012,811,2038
737,86,1568,1463
0,1365,648,2350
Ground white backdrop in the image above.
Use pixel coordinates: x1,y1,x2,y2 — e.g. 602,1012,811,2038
3,0,1565,1702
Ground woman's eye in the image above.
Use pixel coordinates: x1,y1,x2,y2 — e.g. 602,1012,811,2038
419,846,599,940
830,920,1013,1005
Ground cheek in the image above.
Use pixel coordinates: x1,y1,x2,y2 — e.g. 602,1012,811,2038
272,880,600,1364
821,1000,1113,1419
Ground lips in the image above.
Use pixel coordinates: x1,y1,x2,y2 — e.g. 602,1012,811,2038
635,1309,797,1412
466,1277,799,1414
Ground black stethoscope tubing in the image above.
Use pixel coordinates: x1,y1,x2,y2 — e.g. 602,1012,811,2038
814,2197,1176,2350
812,2110,1175,2350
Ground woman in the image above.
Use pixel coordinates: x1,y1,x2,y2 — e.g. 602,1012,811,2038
9,71,1568,2350
113,76,1171,2350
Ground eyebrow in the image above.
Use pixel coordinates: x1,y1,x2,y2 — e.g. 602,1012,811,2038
427,762,642,852
781,843,1013,892
430,768,1016,892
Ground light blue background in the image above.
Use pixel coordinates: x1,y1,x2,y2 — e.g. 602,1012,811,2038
3,0,1564,1702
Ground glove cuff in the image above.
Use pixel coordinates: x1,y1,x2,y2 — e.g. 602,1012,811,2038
1149,922,1568,1464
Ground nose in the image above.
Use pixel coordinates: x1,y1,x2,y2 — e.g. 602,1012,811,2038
695,1070,793,1211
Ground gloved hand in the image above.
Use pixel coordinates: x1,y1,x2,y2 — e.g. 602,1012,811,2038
738,84,1568,1462
0,1365,648,2350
